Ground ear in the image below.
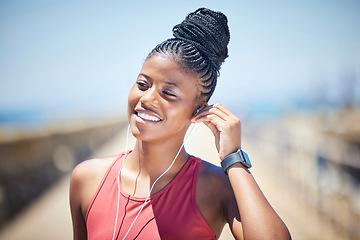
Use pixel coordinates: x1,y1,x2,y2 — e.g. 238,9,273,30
192,102,208,117
200,102,208,109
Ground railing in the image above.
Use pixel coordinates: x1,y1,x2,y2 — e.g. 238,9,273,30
244,117,360,239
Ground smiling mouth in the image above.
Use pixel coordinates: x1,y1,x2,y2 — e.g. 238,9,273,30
136,112,162,122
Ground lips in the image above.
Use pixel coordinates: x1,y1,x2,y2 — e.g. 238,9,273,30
134,108,163,123
136,112,161,122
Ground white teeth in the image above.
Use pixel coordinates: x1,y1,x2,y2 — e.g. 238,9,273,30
137,112,161,122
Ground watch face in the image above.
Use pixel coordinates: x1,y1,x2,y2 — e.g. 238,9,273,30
240,150,252,168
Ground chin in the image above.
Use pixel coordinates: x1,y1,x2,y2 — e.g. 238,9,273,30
128,117,158,142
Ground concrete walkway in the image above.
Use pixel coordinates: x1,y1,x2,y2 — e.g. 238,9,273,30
0,123,335,239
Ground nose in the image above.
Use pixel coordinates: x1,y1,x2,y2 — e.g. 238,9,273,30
139,86,159,108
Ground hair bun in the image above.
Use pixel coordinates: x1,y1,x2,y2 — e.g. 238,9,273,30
172,8,230,70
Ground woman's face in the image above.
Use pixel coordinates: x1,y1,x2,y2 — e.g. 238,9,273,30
128,54,202,142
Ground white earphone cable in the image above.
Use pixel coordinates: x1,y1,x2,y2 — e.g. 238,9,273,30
112,125,131,240
112,123,195,240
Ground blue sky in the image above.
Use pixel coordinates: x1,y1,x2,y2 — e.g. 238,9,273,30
0,0,359,123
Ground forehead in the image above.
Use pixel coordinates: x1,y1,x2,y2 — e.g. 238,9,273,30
140,55,199,89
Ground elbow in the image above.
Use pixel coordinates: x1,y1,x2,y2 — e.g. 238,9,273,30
272,214,292,240
284,229,292,240
242,224,291,240
260,231,291,240
265,222,292,240
281,219,292,240
279,231,292,240
273,224,292,240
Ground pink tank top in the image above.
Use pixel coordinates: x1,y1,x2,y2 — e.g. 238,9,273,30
86,152,217,240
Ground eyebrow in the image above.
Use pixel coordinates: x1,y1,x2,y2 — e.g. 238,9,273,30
164,81,181,89
139,73,181,89
139,73,151,79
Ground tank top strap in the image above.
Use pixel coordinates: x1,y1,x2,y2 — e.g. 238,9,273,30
85,151,129,222
86,153,218,239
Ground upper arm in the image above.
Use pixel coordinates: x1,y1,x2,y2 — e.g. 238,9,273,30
224,187,243,240
69,157,115,240
69,163,88,240
218,172,244,240
198,161,244,239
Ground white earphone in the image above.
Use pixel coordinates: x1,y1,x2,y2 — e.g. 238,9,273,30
112,123,196,240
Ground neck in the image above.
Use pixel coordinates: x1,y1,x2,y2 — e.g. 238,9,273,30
127,128,191,178
121,124,194,197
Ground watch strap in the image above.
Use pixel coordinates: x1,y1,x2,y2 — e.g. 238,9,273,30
221,149,251,175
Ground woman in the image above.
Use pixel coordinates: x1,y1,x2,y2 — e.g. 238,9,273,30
70,8,291,240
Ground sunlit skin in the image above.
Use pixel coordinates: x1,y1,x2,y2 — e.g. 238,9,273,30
70,54,291,240
127,55,201,145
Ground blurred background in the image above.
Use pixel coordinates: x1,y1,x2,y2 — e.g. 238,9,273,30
0,0,359,239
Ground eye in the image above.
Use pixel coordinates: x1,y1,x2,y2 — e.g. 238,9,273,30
137,81,149,91
163,90,177,98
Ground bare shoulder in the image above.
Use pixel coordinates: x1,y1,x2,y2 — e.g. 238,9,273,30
70,155,119,216
71,156,116,185
196,160,238,236
198,160,233,196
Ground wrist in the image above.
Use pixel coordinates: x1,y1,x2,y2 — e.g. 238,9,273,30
220,147,241,161
227,162,250,174
221,149,252,175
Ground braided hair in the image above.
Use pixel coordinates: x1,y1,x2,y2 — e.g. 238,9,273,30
147,8,230,102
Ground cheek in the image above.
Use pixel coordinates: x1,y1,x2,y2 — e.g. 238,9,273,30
167,104,194,121
127,85,139,114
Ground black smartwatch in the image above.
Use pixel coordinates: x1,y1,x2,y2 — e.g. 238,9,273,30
221,149,252,175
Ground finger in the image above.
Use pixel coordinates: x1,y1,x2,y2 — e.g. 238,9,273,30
208,107,229,121
195,114,232,133
192,105,228,122
213,103,242,125
202,120,219,137
193,109,226,123
213,103,232,116
192,112,222,124
193,104,213,117
191,107,212,122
